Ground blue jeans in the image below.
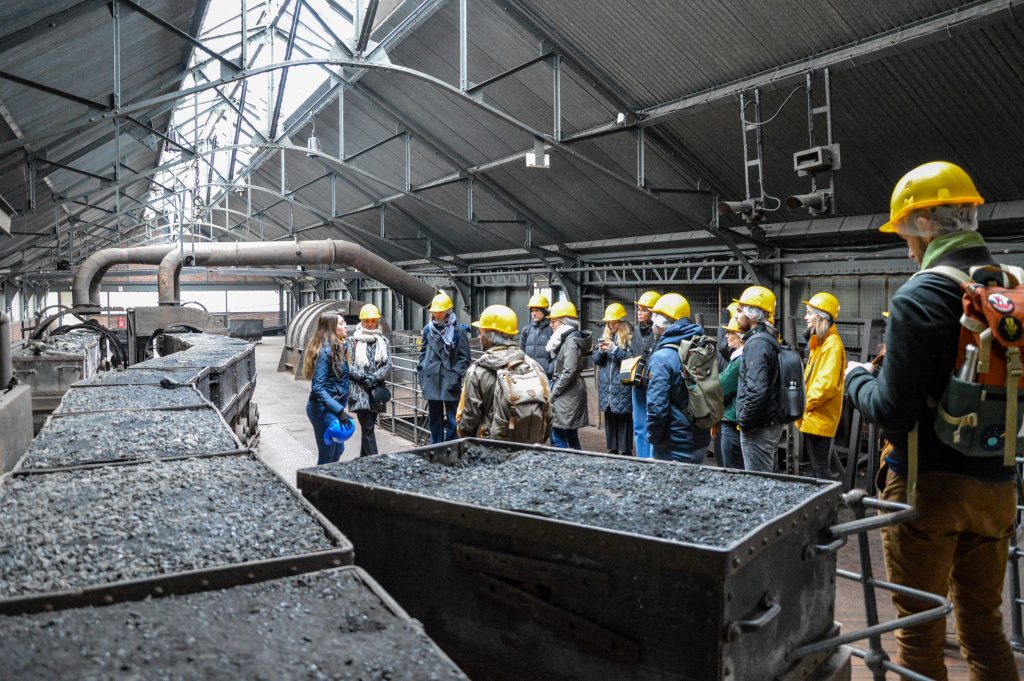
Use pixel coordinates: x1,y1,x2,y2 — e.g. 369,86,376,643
551,427,581,450
427,400,458,444
652,444,707,465
632,387,651,458
307,400,343,465
719,422,744,469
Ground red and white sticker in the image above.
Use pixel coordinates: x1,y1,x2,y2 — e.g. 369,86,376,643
988,292,1015,313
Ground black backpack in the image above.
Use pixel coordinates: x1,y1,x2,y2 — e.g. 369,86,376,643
752,329,805,424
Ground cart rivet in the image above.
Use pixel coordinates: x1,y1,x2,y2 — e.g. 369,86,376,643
103,595,114,604
732,557,741,567
761,537,768,545
201,579,210,587
246,572,255,580
747,546,754,555
153,587,164,595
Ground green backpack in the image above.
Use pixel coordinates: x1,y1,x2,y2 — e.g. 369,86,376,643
671,335,725,429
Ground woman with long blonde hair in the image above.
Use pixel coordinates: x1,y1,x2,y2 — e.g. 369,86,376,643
303,312,352,465
592,303,634,455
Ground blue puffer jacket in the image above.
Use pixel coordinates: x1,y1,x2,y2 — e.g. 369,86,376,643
308,342,350,417
593,337,633,414
646,319,711,454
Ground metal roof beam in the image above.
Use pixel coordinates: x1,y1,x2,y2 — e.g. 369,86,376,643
0,0,107,58
269,2,304,138
572,0,1024,137
0,70,108,110
495,0,727,195
119,0,240,75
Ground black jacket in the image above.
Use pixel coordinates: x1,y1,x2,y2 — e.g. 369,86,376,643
845,242,1013,482
519,318,553,374
737,325,784,429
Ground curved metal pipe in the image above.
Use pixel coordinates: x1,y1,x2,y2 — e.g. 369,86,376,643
71,245,180,309
157,240,435,307
0,309,11,390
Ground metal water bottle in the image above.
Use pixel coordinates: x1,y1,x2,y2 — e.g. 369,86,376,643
958,344,979,382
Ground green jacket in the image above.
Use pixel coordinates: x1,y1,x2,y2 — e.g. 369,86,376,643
845,233,1013,481
719,354,741,424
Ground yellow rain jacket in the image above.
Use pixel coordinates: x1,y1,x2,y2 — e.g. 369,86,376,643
797,326,847,437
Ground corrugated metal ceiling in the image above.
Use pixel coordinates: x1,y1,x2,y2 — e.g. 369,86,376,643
2,0,1022,274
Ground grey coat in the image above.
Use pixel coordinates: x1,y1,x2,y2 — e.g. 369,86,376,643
520,318,553,375
550,329,593,430
418,322,472,402
348,334,393,412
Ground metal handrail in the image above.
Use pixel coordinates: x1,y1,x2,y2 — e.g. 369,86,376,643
791,490,952,681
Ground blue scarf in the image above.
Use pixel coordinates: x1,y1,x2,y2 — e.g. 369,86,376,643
428,312,456,348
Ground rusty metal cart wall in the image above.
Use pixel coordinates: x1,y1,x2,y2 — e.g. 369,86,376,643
298,439,847,681
11,332,102,434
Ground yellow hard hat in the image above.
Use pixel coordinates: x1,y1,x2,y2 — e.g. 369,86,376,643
472,304,518,336
635,291,661,308
651,293,690,321
358,303,382,320
549,300,578,320
880,161,984,233
602,303,627,322
802,292,839,320
727,301,740,316
527,293,550,309
882,311,890,318
429,291,453,313
734,285,776,315
722,316,743,333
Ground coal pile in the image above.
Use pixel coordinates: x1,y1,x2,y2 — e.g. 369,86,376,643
12,330,99,356
54,385,208,414
0,567,469,681
317,444,824,547
0,457,336,598
77,368,205,386
22,407,239,468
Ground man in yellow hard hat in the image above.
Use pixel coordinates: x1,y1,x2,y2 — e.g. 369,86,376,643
457,305,551,443
645,293,711,464
630,290,661,458
734,285,784,472
418,290,471,444
844,161,1017,678
519,292,553,377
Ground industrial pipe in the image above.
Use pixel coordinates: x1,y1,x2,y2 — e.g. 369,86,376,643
71,245,179,309
157,240,436,307
0,309,11,390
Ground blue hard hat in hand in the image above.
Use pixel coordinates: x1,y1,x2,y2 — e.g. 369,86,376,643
323,416,355,445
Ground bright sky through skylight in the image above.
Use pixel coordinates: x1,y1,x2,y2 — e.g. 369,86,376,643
144,0,353,244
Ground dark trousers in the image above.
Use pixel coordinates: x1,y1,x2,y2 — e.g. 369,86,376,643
356,410,378,457
306,400,341,465
604,410,633,455
719,422,744,469
803,433,833,479
427,400,458,444
551,427,581,450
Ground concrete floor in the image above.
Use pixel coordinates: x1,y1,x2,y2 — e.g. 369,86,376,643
253,336,411,487
252,335,1024,679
